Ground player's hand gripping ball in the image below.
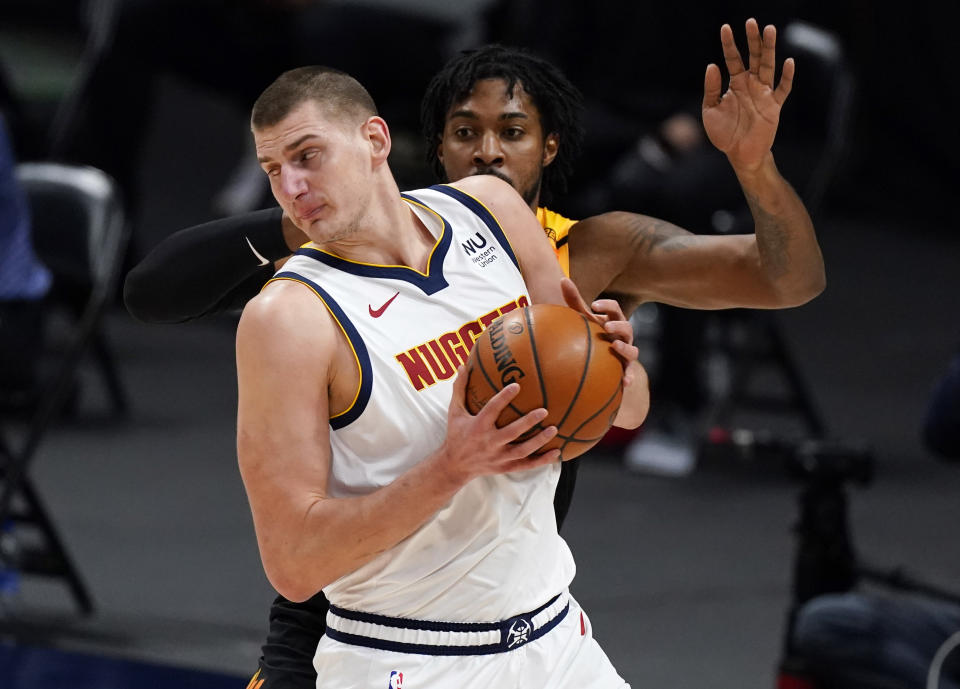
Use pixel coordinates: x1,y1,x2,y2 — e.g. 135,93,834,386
465,303,623,460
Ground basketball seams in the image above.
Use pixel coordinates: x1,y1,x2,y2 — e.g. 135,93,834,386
552,314,593,434
523,306,549,412
563,381,623,442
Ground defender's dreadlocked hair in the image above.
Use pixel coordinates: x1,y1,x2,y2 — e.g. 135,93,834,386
420,45,584,205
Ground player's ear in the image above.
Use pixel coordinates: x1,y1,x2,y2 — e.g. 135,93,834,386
366,116,391,165
543,133,559,168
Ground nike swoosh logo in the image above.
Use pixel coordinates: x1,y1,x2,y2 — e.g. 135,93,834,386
369,291,400,318
246,236,271,266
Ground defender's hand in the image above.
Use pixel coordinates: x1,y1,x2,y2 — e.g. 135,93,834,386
702,17,794,171
560,278,639,385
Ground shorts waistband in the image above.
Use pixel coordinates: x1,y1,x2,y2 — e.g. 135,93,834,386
325,592,569,656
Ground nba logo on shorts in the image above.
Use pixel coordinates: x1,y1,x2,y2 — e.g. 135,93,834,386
388,670,403,688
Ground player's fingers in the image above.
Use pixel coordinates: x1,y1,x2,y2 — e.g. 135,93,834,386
560,277,592,316
509,425,559,460
774,57,795,105
703,63,723,107
449,364,469,412
477,381,521,421
519,446,564,471
604,320,635,347
499,407,550,444
720,23,746,77
747,17,762,75
591,298,624,319
612,339,639,362
759,23,777,86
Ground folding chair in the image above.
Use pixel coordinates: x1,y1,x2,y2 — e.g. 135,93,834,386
23,161,131,415
0,162,129,615
702,20,857,444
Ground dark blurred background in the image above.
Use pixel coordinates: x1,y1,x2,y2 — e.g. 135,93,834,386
1,1,958,688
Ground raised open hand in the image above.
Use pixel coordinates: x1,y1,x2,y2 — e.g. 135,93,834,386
702,18,794,171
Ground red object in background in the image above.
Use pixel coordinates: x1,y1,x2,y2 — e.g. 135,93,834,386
707,426,732,445
776,673,817,689
595,424,642,450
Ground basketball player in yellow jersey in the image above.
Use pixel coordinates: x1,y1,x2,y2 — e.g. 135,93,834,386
424,30,823,318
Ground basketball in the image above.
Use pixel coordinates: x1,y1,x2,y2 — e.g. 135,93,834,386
464,303,624,461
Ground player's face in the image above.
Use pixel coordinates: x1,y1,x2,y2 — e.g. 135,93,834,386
437,78,558,209
255,100,375,244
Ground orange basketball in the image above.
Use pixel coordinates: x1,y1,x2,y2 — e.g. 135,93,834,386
465,303,624,461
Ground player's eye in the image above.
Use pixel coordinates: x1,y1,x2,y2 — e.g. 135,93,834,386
503,127,524,139
454,127,474,139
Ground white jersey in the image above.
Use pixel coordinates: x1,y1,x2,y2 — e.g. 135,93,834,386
271,185,576,622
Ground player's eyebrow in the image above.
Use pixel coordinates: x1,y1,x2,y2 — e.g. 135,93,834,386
257,135,320,164
448,109,528,121
283,134,319,152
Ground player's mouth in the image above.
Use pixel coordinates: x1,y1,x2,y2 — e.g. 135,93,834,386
297,204,327,223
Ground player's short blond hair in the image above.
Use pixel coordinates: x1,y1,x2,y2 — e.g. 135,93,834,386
251,66,378,131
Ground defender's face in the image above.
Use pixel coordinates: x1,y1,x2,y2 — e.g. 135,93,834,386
437,78,558,208
255,100,373,244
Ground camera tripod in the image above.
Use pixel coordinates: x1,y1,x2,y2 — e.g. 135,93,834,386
774,440,960,689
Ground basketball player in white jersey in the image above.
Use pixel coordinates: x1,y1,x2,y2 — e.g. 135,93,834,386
237,67,648,688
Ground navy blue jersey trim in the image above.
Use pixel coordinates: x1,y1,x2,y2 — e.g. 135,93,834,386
326,600,568,656
292,197,451,295
328,593,559,633
273,271,372,430
325,628,501,656
430,185,521,271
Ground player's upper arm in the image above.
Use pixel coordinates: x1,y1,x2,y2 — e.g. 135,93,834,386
235,281,338,593
449,176,565,306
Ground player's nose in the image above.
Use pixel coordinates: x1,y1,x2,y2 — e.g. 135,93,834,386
473,132,504,166
277,166,309,200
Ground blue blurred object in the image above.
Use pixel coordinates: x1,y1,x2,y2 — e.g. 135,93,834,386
0,641,246,689
0,112,50,301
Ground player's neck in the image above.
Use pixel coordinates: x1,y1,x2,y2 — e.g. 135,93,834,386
529,192,542,212
321,186,434,271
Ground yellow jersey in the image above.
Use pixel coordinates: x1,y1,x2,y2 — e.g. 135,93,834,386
537,206,576,278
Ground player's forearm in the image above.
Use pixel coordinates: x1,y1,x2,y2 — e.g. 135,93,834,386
257,449,467,603
123,207,289,323
613,359,649,429
734,153,826,306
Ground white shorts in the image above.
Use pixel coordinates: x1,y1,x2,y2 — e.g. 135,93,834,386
313,592,630,688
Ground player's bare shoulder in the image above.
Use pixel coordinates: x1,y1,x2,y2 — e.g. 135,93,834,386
447,175,542,245
448,175,530,219
236,278,339,368
447,173,516,200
